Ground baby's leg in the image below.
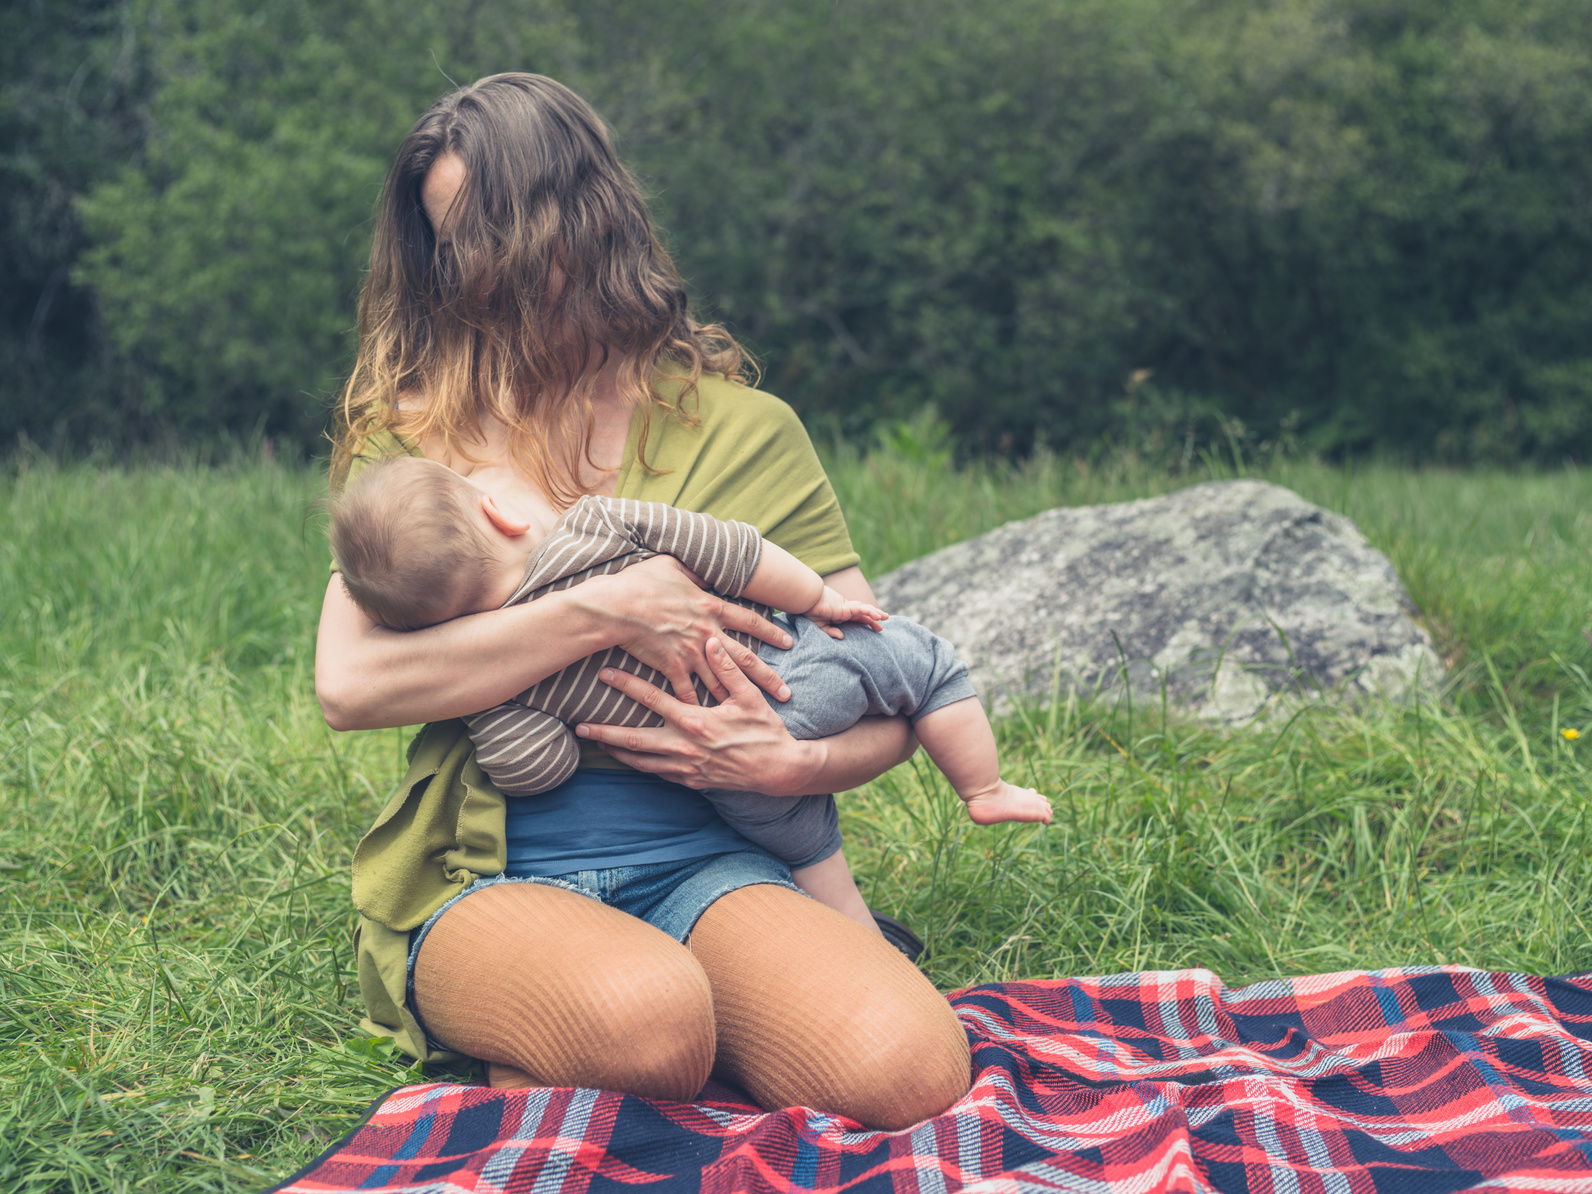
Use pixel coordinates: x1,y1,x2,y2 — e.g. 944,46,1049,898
789,849,876,932
698,790,877,930
914,698,1053,826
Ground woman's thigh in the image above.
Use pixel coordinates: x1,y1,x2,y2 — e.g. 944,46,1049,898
689,884,971,1131
411,881,716,1102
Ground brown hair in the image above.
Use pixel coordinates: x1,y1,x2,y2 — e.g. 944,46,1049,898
328,457,499,630
332,73,751,503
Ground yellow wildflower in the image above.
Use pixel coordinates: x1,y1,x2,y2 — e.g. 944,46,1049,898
1562,728,1581,741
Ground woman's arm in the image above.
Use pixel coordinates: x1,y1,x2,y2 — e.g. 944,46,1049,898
798,712,919,793
315,555,794,731
316,579,601,730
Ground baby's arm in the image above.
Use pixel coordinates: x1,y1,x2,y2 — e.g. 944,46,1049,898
741,542,887,638
463,702,581,796
599,497,885,634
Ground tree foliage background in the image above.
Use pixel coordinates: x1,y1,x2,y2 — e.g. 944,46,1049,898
5,0,1592,461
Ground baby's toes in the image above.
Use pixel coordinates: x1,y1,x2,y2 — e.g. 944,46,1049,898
1017,787,1053,823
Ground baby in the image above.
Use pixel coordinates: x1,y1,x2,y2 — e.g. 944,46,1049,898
329,456,1051,928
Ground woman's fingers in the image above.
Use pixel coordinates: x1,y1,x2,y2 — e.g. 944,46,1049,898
687,656,730,703
577,669,708,783
606,558,789,703
583,650,814,793
665,661,702,706
711,633,790,703
591,741,707,786
684,637,784,704
586,667,686,724
577,718,694,759
718,601,793,652
705,637,753,695
599,748,680,781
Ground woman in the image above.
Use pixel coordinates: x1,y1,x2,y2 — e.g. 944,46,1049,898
316,73,971,1130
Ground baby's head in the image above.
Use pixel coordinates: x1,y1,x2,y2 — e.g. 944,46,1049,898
329,457,507,630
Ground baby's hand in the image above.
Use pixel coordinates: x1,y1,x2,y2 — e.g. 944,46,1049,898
804,586,888,640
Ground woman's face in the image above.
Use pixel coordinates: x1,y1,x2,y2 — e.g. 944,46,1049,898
421,152,467,242
420,147,570,321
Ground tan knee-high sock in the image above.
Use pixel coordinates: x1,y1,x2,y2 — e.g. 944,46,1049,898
412,883,717,1103
691,885,970,1130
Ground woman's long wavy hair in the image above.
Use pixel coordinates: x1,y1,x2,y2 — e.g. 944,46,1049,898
332,73,751,501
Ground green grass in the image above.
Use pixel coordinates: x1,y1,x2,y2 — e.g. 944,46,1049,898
3,444,1590,1191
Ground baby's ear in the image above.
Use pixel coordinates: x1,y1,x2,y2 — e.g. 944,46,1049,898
480,493,532,537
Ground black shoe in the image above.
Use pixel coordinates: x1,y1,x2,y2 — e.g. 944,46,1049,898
870,910,926,963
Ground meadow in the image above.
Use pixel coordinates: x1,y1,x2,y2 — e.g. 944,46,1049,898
1,439,1589,1191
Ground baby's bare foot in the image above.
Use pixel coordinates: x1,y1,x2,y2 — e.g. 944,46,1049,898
960,780,1053,826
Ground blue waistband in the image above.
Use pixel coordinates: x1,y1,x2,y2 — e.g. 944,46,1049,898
502,767,751,875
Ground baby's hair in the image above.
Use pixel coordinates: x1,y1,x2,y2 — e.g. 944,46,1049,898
328,456,499,630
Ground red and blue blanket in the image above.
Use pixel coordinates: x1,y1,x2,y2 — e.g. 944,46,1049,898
273,966,1592,1193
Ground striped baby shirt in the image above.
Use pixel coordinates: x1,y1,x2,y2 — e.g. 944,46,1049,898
463,495,767,796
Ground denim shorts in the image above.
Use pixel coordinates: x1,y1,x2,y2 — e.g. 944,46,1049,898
404,848,802,1052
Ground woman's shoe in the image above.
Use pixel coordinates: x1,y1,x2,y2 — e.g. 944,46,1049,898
869,910,926,964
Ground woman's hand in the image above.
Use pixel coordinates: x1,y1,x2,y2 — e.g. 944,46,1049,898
576,637,822,794
577,636,918,795
582,555,794,706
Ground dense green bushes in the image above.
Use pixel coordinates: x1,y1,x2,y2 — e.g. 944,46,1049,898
5,0,1592,459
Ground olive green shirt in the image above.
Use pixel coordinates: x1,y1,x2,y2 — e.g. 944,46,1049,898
346,376,860,1059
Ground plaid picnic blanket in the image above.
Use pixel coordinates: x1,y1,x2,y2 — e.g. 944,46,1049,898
273,967,1592,1193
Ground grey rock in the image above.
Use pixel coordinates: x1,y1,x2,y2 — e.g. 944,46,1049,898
872,479,1443,724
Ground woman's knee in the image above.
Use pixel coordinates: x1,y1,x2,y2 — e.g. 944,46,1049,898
827,978,971,1130
476,969,715,1103
573,943,717,1099
777,935,971,1130
412,883,716,1101
691,885,971,1129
